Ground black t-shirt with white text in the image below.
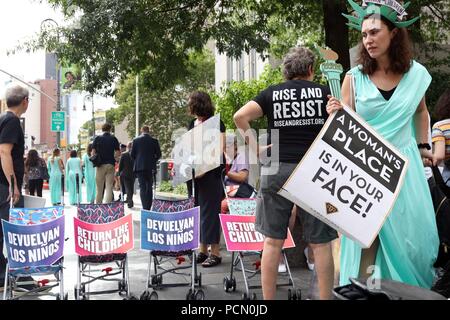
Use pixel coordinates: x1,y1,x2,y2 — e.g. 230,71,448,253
0,111,25,188
253,80,330,163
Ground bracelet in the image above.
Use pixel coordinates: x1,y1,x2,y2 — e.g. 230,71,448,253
417,143,431,150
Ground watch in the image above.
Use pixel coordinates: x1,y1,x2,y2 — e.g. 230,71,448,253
417,143,431,150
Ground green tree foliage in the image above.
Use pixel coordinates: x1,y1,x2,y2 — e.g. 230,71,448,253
212,65,282,130
108,50,215,158
25,0,448,118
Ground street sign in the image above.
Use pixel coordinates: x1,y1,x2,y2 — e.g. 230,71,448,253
51,111,65,132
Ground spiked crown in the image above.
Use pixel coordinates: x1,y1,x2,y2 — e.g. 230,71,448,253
343,0,419,31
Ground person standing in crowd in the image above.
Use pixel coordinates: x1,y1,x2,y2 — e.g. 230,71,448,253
24,149,48,197
131,126,161,210
92,123,120,203
0,85,33,288
187,91,226,268
327,1,438,288
431,88,450,184
47,148,64,206
82,143,96,204
119,142,134,208
65,150,82,205
234,47,337,299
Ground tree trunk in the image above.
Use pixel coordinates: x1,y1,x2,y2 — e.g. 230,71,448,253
322,0,350,73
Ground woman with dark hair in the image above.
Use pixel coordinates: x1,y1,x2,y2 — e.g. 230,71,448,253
327,1,439,288
24,149,47,197
65,149,82,205
82,143,96,203
47,148,64,205
187,91,226,267
431,89,450,185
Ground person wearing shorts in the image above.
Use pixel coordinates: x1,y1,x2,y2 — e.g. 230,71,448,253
234,47,338,300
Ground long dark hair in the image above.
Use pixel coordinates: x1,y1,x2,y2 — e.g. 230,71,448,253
357,14,413,75
25,149,39,168
435,88,450,121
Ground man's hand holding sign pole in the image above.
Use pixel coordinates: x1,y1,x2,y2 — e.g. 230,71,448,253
278,47,409,248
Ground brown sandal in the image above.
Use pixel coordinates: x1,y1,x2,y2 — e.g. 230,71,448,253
196,252,208,264
202,254,222,267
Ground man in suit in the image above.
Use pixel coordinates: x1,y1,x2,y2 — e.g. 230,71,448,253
131,126,161,210
119,142,134,208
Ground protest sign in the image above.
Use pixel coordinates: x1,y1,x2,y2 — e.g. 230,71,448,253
74,214,134,255
140,207,200,252
172,114,222,186
279,106,408,248
2,215,65,268
219,214,295,252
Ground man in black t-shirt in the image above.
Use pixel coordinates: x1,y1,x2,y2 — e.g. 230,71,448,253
92,123,120,203
0,85,29,283
234,47,338,300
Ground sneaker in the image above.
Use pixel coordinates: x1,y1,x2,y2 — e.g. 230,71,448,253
304,247,315,271
278,262,287,273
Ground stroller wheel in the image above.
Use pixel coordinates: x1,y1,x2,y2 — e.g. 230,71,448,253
288,289,292,300
149,291,159,300
123,295,138,300
223,276,232,292
140,290,150,300
231,277,236,292
194,289,205,300
294,289,302,300
157,275,163,286
186,288,194,300
56,293,68,300
251,293,257,300
241,293,248,300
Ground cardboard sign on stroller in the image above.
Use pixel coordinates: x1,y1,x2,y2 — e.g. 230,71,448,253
2,215,65,268
74,214,134,255
140,206,200,252
220,214,295,251
279,107,408,248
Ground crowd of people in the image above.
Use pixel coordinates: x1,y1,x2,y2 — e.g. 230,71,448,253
1,0,449,299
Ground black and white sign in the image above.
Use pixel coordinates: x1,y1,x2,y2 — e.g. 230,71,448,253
279,106,408,248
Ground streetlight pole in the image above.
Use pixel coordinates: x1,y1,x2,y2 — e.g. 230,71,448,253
40,18,61,148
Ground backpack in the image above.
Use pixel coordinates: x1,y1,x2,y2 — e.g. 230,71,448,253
429,166,450,268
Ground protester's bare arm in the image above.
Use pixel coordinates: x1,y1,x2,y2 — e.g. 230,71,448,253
233,101,264,154
227,169,249,183
433,140,445,166
415,97,433,162
0,143,20,204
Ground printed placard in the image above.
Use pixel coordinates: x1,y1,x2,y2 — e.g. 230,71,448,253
220,214,295,252
140,207,200,252
2,215,65,268
74,214,134,255
172,114,222,186
279,106,408,248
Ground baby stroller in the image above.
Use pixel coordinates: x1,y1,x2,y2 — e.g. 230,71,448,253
140,196,203,300
3,176,67,300
221,198,301,300
74,175,131,300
